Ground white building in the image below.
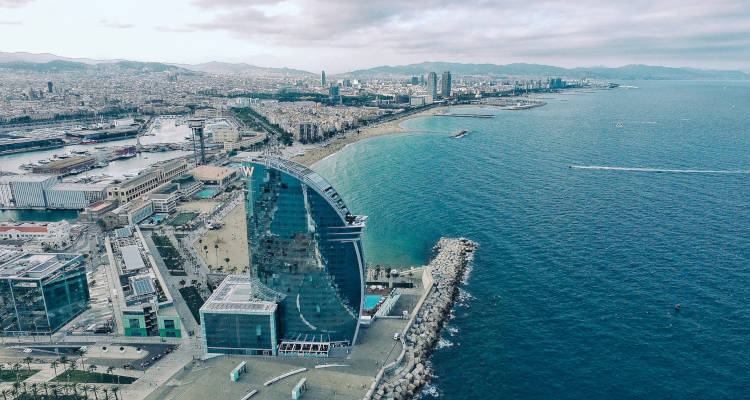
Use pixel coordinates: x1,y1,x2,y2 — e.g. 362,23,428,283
0,221,74,250
6,174,58,208
45,183,108,209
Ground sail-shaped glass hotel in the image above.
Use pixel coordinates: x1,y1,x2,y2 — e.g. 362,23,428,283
201,156,365,357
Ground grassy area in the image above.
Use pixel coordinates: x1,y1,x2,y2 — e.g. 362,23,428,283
168,211,200,227
151,234,187,276
179,286,205,324
0,369,39,382
51,370,136,384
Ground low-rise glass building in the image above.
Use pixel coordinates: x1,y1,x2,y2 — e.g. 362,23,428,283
0,253,89,335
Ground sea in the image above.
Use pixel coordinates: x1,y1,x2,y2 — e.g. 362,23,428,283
313,81,750,399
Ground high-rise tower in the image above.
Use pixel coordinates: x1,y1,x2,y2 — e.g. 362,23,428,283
321,70,326,86
441,71,452,98
427,72,438,99
188,117,207,165
242,156,366,352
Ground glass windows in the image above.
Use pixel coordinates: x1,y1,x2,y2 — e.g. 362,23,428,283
244,159,364,345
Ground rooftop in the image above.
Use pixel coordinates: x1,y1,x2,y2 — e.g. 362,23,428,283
191,165,236,180
0,253,82,280
120,244,147,271
200,275,279,314
49,182,108,191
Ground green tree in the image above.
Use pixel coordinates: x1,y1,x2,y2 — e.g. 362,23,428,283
50,360,59,377
23,356,33,371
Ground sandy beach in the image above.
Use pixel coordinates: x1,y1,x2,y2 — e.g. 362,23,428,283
291,105,449,166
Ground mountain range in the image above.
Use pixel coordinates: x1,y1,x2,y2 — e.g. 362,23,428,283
1,52,747,80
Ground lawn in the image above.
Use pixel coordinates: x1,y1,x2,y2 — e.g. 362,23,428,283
151,234,187,276
0,369,39,382
51,370,136,384
179,286,205,324
167,212,200,227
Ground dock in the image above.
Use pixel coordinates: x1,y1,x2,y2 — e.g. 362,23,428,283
435,113,493,118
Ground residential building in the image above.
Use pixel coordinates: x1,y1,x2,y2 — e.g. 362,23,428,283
297,122,320,142
0,253,90,335
441,71,452,98
427,72,438,99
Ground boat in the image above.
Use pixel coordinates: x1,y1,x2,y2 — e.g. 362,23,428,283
616,121,624,128
451,130,469,139
82,139,98,144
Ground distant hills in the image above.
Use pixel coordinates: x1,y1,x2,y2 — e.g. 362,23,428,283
171,61,313,75
345,62,750,80
0,52,747,80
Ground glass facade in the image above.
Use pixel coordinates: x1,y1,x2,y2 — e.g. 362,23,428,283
202,312,276,355
243,157,365,346
0,253,89,335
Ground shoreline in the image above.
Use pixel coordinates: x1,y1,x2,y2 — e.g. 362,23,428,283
292,104,468,167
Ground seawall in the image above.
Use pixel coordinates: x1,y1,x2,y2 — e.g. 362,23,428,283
364,237,477,400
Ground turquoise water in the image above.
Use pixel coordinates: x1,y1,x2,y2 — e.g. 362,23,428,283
365,295,383,310
196,189,216,199
0,209,78,222
314,81,750,399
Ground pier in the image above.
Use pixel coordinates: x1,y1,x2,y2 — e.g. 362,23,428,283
364,237,478,400
435,113,493,118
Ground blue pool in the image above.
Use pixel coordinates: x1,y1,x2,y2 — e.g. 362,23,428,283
196,189,216,199
364,295,383,310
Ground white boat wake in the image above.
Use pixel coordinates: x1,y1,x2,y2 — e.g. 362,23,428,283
569,165,750,174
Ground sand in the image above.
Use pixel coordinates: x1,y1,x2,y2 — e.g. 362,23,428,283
194,202,249,274
291,106,449,166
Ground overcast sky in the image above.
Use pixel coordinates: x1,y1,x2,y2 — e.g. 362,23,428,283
1,0,749,73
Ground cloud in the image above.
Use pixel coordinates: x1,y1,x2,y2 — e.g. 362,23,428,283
156,26,196,33
100,19,134,29
0,0,34,7
0,20,22,25
185,0,750,68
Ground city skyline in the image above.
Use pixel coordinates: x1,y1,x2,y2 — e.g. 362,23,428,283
1,0,749,73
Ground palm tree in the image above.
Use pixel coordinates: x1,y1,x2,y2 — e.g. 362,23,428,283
50,360,59,377
30,383,39,400
81,384,92,400
0,363,4,380
23,356,33,371
106,366,115,384
111,386,120,400
12,363,21,383
0,389,8,400
88,364,97,380
20,382,27,397
74,348,86,371
41,382,49,396
92,385,100,400
50,385,60,400
102,387,109,400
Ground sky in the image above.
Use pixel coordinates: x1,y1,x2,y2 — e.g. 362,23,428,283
1,0,749,73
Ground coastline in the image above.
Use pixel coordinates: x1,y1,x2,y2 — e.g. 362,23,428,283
292,105,453,167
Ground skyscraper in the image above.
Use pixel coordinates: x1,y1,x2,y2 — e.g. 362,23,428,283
241,156,366,354
427,72,438,99
441,71,452,98
47,81,53,93
321,70,326,86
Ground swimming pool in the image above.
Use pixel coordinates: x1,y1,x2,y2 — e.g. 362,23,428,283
365,295,383,310
196,189,216,199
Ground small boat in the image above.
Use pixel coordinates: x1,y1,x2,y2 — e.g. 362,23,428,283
616,121,624,128
451,130,469,139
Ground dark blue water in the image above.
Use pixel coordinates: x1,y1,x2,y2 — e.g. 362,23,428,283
314,81,750,399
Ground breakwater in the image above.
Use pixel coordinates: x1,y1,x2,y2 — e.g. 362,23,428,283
365,237,477,400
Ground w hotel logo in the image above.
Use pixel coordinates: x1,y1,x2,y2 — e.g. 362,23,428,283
240,165,254,177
